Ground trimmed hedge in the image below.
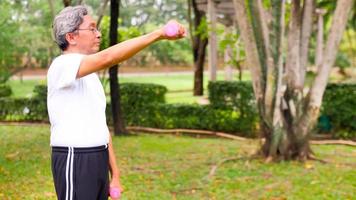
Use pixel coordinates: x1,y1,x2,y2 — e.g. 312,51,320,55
112,83,168,127
120,83,167,106
0,84,48,122
208,81,258,127
320,83,356,139
1,82,354,139
117,103,256,137
0,98,47,121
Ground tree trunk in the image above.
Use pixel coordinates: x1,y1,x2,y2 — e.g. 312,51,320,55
109,0,126,135
48,0,55,18
224,27,233,81
62,0,71,7
299,0,314,84
315,9,326,68
207,0,217,81
97,0,110,27
232,0,263,104
192,0,208,96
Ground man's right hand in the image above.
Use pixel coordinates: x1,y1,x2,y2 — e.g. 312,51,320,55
159,20,186,40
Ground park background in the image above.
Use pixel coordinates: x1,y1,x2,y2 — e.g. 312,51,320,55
0,0,355,199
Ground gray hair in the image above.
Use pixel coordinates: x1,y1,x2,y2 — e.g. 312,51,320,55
53,6,88,51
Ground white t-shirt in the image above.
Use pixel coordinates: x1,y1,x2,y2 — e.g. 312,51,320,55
47,53,109,147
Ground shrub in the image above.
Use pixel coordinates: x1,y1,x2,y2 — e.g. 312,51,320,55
120,83,167,107
0,84,48,122
208,81,258,128
118,83,167,126
0,84,12,97
0,98,48,121
320,83,356,139
116,103,256,137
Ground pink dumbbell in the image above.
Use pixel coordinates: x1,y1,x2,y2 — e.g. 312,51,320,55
164,22,184,37
109,187,121,199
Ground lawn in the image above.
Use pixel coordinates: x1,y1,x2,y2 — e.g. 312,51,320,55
0,124,355,200
8,71,251,104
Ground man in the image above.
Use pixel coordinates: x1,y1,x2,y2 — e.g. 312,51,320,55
48,5,185,200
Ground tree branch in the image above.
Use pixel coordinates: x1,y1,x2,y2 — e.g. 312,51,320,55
97,0,109,27
308,0,354,108
232,0,264,105
299,0,315,86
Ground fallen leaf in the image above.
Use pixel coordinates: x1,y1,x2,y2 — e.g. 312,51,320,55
304,163,314,169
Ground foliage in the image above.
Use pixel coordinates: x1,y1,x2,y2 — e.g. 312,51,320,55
148,40,193,65
0,1,22,82
118,103,256,137
320,83,356,139
1,125,356,199
0,0,192,73
315,0,355,69
120,83,167,106
99,16,192,66
208,81,258,123
99,16,142,49
113,82,257,136
120,0,188,27
0,84,12,98
0,0,62,71
308,34,352,69
194,16,209,40
0,84,47,121
2,81,355,139
0,98,47,122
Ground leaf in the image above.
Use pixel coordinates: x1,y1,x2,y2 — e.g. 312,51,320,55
304,163,314,169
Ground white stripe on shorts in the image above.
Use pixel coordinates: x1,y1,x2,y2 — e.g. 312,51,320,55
65,147,74,200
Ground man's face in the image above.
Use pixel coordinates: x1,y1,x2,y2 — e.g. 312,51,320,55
72,15,101,54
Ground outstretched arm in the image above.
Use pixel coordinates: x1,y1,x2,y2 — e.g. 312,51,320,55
77,21,185,78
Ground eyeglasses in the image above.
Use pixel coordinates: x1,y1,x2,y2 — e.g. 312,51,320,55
76,27,101,33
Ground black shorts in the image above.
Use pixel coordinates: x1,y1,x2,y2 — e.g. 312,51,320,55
51,145,109,200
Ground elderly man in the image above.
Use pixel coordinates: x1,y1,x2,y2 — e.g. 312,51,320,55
48,5,185,200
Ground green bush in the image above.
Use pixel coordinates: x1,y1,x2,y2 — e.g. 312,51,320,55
0,84,12,97
320,83,356,139
32,84,47,99
116,103,256,137
208,81,258,126
0,98,48,121
105,82,257,136
120,83,167,107
106,83,168,127
0,84,48,122
6,82,355,139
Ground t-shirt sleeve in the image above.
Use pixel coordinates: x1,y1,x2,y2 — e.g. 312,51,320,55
50,54,85,89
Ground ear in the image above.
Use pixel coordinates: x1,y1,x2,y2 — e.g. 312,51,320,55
65,32,77,46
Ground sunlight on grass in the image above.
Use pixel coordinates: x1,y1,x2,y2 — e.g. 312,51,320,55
0,124,355,199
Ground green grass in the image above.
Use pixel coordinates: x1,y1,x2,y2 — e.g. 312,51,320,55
7,71,251,104
0,124,355,199
7,79,46,98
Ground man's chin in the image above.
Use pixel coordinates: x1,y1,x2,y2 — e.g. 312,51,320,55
91,47,100,54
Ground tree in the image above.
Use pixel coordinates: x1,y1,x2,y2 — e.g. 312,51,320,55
190,0,208,96
109,0,127,135
232,0,354,161
0,1,21,83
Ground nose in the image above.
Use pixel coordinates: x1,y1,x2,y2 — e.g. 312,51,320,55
96,30,101,39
